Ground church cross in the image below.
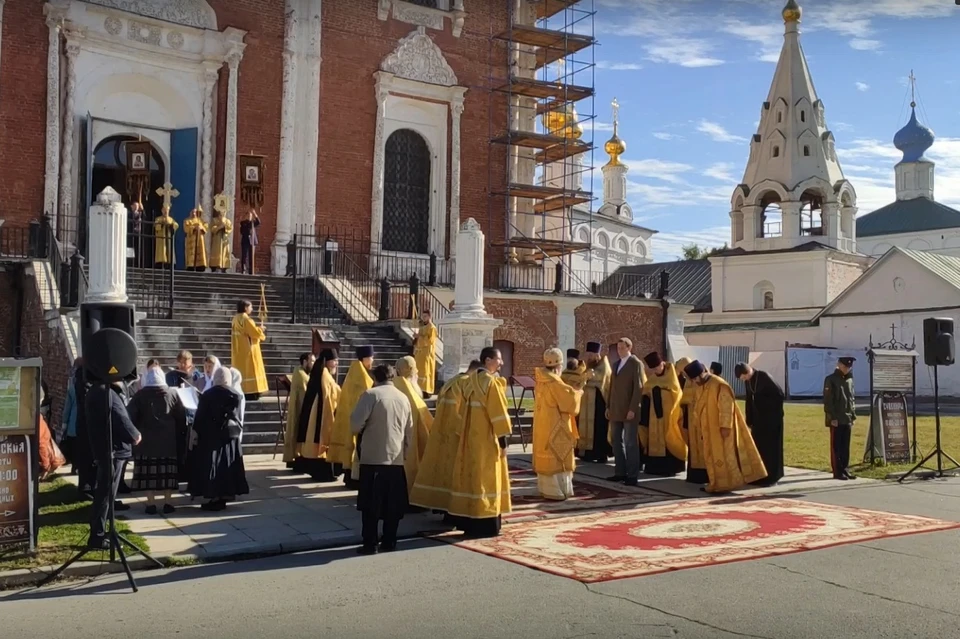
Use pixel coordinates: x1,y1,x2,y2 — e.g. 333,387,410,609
909,70,916,108
156,182,180,209
611,97,620,134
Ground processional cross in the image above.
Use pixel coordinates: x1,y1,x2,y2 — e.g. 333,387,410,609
214,193,231,217
156,182,180,209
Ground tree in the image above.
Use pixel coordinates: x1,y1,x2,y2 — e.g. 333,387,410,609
680,243,729,260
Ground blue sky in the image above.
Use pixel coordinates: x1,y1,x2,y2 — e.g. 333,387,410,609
568,0,960,260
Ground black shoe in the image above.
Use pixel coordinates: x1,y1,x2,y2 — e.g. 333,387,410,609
117,482,132,495
606,475,625,483
87,537,110,550
145,505,158,515
843,471,857,480
833,474,849,481
163,504,176,514
623,478,639,487
114,501,130,512
378,543,397,553
356,545,378,556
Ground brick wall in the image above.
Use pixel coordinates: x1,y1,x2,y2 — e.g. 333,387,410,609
0,264,73,429
485,297,558,377
826,258,868,302
574,303,664,359
0,0,48,226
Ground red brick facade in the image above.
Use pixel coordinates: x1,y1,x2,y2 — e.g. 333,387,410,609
0,1,508,273
486,298,559,378
574,303,664,359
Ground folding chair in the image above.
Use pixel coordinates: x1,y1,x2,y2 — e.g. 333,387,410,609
508,375,535,452
272,374,292,460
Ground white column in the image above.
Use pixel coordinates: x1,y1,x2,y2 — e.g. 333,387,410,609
200,66,217,218
223,43,246,225
370,73,390,246
86,187,128,304
438,218,502,381
274,0,299,272
602,163,627,206
58,38,78,247
448,93,464,258
43,3,64,225
300,3,322,240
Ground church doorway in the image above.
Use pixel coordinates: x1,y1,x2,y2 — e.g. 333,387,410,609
90,135,166,266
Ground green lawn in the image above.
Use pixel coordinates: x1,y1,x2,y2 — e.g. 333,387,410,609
775,401,958,480
0,477,149,573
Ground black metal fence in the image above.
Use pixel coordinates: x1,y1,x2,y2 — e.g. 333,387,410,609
125,226,175,319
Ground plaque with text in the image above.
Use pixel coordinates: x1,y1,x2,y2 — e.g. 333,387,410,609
0,434,34,549
880,393,911,464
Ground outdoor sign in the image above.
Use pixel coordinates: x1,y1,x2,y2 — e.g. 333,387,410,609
0,361,41,436
863,392,911,465
0,434,34,550
871,350,915,393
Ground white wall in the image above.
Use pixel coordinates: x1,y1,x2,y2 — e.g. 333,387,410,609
686,325,820,351
858,228,960,259
710,251,828,311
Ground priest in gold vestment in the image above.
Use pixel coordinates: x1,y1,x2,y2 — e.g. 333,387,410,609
409,360,482,515
684,360,767,493
327,345,374,486
394,356,433,493
533,348,583,501
639,352,687,477
184,207,208,271
448,347,512,538
576,342,612,463
413,311,437,397
676,357,709,484
209,209,233,273
295,349,341,482
283,352,314,465
154,206,179,268
231,300,268,399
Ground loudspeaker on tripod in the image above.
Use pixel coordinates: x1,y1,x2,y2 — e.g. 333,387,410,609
923,317,955,367
80,302,138,382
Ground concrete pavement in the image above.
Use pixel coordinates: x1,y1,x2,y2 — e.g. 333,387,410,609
3,475,960,638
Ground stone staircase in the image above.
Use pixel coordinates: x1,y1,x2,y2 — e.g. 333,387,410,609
129,268,412,455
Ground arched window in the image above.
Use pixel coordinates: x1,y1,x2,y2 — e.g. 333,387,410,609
635,241,647,257
803,145,810,157
383,129,431,254
800,110,806,122
493,339,515,378
753,280,775,310
772,146,780,158
617,237,628,252
763,291,774,309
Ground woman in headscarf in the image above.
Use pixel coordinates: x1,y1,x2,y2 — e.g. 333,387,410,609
229,367,246,429
127,366,188,514
193,355,221,394
189,367,249,511
295,349,341,482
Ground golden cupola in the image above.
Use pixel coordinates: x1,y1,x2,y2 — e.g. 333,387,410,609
604,97,626,167
782,0,801,23
543,102,584,140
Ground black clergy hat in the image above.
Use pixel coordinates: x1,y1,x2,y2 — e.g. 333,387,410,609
356,345,374,359
734,362,749,377
684,360,706,379
643,352,663,368
320,348,339,362
710,362,723,375
586,341,602,354
567,349,580,360
838,356,856,367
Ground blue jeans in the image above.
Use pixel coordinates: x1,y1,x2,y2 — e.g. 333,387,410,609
611,421,640,479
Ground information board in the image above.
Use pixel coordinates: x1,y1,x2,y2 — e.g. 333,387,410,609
0,434,34,549
863,392,911,465
0,361,41,436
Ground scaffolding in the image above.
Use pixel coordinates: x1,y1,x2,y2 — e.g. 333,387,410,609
488,0,597,282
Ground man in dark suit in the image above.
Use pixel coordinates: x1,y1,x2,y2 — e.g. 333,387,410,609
605,337,645,486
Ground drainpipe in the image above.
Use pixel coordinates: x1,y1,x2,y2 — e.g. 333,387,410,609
658,270,670,359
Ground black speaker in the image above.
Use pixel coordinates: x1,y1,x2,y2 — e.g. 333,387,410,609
81,302,138,381
923,317,955,367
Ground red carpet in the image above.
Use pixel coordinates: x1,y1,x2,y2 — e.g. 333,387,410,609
505,465,668,521
456,498,960,583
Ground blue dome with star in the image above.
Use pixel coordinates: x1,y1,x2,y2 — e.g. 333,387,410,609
893,107,935,163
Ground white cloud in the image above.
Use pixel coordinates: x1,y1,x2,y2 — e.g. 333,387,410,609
655,226,732,261
623,159,694,184
703,162,737,182
834,122,854,132
855,81,870,92
645,38,724,68
697,120,748,144
594,121,615,132
849,39,882,51
652,132,682,141
596,61,643,71
719,20,782,62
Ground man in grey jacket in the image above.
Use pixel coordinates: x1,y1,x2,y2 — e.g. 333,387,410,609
351,364,414,555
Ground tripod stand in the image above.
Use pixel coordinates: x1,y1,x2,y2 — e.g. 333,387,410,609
899,365,960,482
38,384,163,592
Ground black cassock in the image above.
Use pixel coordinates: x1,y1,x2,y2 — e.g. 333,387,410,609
744,370,785,486
295,364,339,482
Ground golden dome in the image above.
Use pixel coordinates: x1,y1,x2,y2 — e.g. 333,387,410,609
604,134,626,166
542,103,583,140
782,0,801,22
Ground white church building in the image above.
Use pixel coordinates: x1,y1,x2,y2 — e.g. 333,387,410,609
672,0,960,397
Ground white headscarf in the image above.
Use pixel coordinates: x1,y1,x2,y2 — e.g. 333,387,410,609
142,367,167,388
212,367,233,388
229,367,243,393
203,356,221,393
